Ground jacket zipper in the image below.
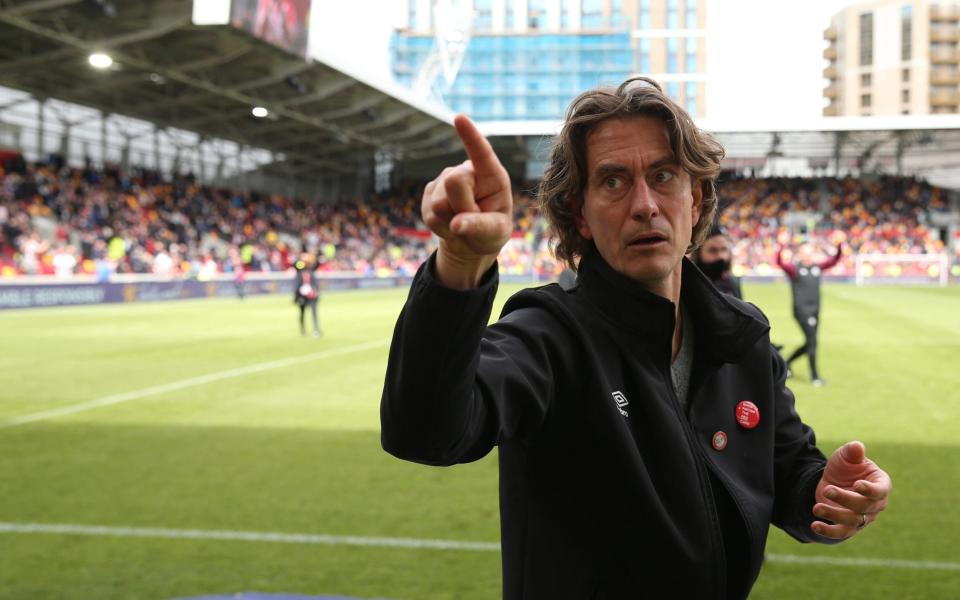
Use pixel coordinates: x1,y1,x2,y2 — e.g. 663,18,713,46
689,362,759,589
660,359,728,598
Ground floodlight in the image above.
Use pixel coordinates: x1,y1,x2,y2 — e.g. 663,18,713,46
88,53,113,69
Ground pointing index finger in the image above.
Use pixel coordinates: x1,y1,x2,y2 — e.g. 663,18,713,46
454,114,502,174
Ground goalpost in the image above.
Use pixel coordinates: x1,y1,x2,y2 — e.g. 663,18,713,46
854,253,949,287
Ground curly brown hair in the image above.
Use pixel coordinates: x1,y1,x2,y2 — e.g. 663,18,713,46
537,77,725,270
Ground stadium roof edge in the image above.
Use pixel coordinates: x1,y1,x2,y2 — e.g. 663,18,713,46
306,55,456,127
0,0,462,190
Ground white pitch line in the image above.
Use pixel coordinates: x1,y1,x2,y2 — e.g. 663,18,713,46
765,552,960,571
0,522,500,552
1,339,389,428
0,522,958,572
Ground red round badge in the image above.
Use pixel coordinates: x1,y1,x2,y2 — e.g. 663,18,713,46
735,401,760,429
712,431,727,451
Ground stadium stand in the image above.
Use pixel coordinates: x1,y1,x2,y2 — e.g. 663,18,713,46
0,0,956,294
717,174,952,278
0,156,953,282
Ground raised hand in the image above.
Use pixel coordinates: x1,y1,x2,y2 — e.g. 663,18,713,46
812,441,892,539
421,114,513,289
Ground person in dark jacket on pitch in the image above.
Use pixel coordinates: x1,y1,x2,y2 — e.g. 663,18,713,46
293,252,322,337
777,241,842,386
691,223,742,299
381,78,890,599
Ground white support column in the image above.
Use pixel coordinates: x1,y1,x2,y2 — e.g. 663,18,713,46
493,0,505,31
153,125,161,172
546,0,561,30
36,96,46,163
515,0,528,32
568,0,581,30
100,112,109,169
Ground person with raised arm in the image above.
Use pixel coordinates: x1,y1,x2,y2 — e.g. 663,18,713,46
777,240,843,386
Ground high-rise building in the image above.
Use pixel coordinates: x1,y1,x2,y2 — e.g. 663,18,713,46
823,0,960,116
392,0,706,121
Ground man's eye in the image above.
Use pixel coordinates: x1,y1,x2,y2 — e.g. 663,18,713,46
604,176,623,190
654,171,675,184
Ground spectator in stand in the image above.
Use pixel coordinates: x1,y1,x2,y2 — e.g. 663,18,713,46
293,252,321,338
52,244,77,278
690,224,742,299
94,240,113,283
19,232,47,275
777,240,843,386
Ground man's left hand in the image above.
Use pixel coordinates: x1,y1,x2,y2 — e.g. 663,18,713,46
812,441,891,539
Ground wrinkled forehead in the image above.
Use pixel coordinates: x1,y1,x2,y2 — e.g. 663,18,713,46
583,116,675,170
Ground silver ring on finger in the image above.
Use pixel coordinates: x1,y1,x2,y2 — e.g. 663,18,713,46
857,513,868,530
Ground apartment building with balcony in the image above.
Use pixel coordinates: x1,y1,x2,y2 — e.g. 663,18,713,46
392,0,706,121
823,0,960,116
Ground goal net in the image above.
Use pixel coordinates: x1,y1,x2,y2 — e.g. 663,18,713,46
854,253,949,287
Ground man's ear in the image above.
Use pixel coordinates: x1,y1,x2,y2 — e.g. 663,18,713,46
575,199,593,240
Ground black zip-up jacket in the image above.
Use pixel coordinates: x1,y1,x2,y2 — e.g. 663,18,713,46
381,248,831,599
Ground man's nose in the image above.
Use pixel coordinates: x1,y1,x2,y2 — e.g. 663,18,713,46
629,180,659,221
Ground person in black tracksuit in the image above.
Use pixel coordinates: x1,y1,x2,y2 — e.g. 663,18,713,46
381,79,890,599
293,253,322,337
692,224,742,299
777,242,842,386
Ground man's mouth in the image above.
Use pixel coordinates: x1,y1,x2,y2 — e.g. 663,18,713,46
628,233,668,247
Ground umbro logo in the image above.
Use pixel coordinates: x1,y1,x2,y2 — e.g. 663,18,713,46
612,390,629,417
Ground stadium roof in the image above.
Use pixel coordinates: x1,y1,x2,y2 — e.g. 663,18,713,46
0,0,460,184
481,115,960,190
1,0,958,191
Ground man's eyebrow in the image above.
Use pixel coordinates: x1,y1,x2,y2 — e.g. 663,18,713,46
646,155,679,171
592,155,679,179
593,163,631,179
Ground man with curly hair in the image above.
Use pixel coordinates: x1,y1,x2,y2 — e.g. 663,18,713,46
381,78,890,599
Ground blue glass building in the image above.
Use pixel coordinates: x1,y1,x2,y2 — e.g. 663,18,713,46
391,0,705,121
393,33,633,120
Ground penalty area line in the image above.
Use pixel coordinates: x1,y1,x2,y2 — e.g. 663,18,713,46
0,522,958,571
0,339,389,428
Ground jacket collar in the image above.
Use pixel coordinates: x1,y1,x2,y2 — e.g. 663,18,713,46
575,245,769,364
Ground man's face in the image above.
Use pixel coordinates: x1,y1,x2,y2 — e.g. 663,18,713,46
798,243,816,264
698,235,732,264
577,116,702,294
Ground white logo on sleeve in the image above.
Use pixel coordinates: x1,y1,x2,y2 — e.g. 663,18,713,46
612,390,629,417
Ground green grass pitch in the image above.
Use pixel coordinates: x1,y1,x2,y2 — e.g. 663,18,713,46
0,281,958,599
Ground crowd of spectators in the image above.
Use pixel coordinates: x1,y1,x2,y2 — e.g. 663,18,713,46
716,174,953,277
0,156,955,282
0,159,437,280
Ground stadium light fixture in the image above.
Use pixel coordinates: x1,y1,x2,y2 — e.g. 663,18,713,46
88,52,113,69
251,106,269,118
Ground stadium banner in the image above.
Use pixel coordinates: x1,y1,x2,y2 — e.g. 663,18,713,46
0,271,565,310
230,0,311,58
0,273,412,310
